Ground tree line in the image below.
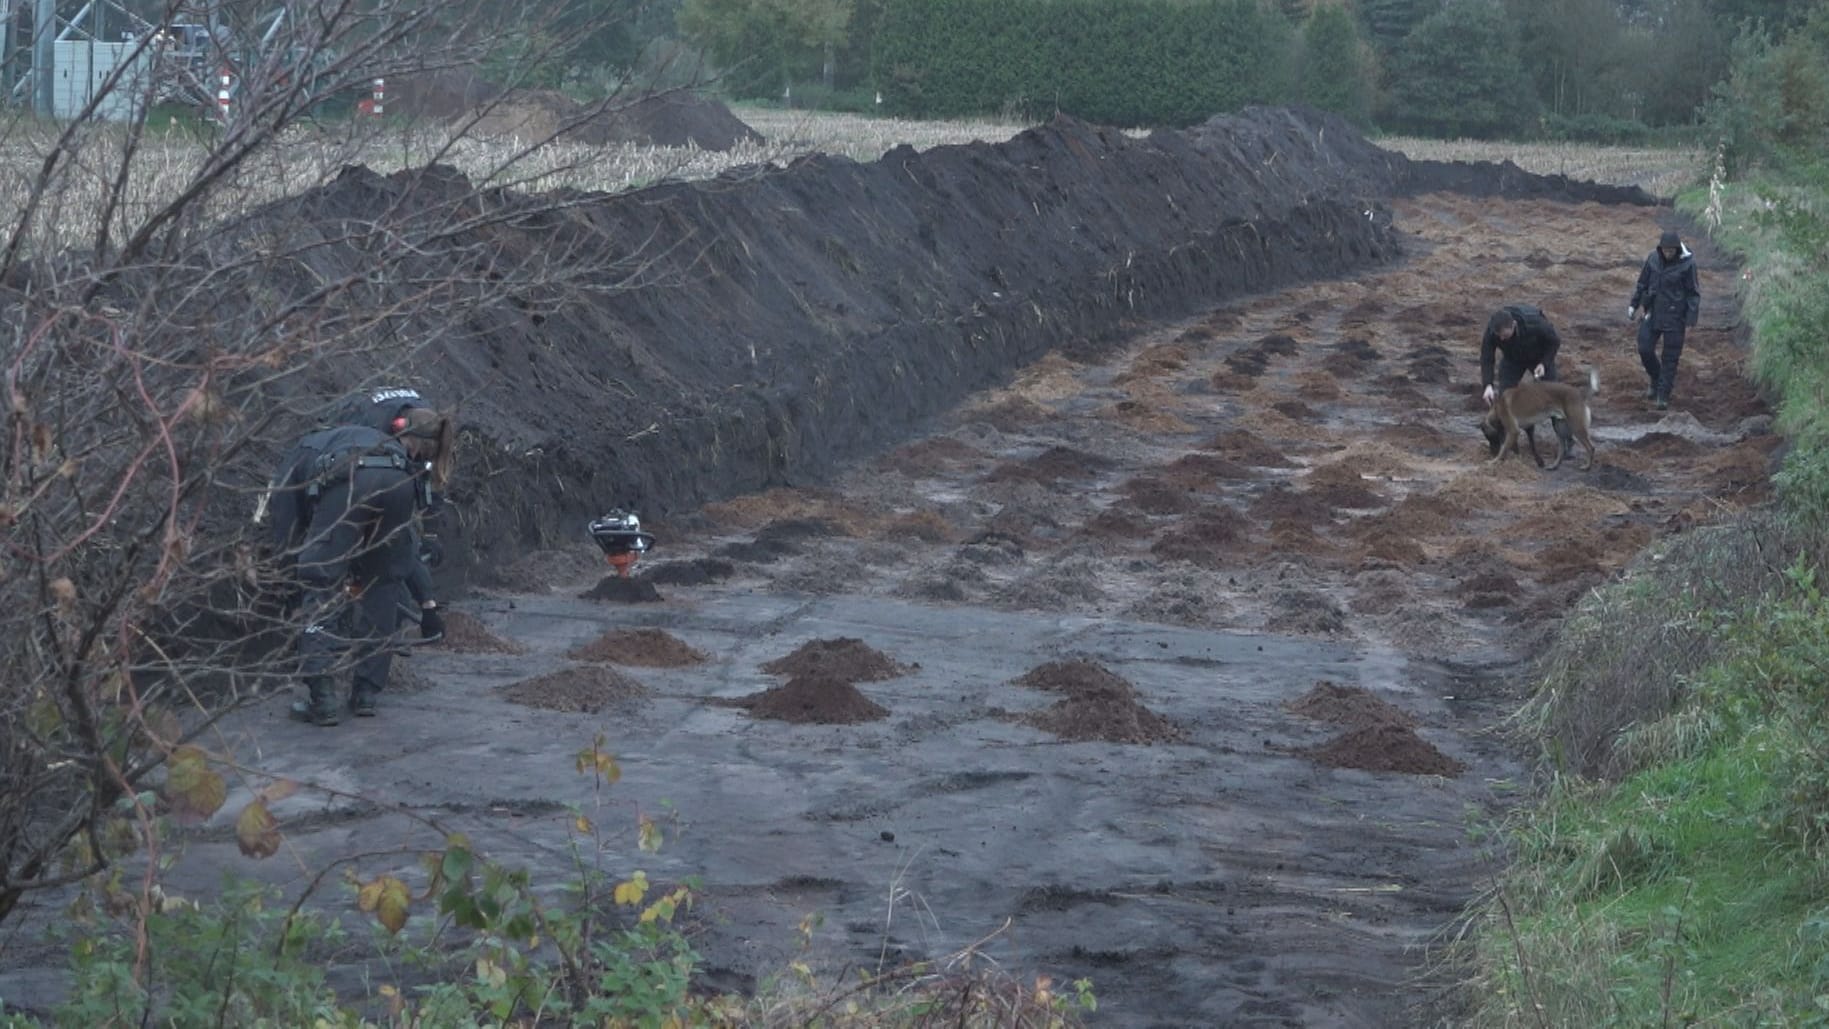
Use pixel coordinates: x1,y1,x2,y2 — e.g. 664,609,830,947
588,0,1818,141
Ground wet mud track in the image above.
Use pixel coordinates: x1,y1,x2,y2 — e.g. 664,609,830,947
14,193,1764,1026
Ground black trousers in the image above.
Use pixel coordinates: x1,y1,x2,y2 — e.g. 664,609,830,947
1637,321,1686,397
295,467,416,696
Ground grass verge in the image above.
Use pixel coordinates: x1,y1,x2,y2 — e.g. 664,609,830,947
1466,156,1829,1025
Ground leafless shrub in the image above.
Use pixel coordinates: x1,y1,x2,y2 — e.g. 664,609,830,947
0,0,712,932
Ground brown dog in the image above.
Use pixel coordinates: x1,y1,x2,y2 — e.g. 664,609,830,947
1482,369,1599,471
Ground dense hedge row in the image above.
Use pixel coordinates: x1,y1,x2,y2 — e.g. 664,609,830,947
872,0,1293,127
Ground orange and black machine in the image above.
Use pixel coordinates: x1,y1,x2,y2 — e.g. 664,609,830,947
588,510,657,578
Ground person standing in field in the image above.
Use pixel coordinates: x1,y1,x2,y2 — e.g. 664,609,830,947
1628,229,1701,411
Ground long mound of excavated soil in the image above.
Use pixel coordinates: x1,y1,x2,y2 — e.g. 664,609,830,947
760,637,910,682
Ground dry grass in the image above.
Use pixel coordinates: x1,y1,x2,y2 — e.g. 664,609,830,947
1378,134,1709,197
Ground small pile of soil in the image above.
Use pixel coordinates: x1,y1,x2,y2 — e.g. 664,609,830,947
1162,452,1251,485
1010,659,1182,744
1013,659,1133,696
441,611,529,655
1096,398,1197,434
1205,430,1296,468
716,517,848,564
1309,480,1386,510
1272,399,1320,421
1329,338,1383,363
1022,695,1184,744
1123,476,1198,515
1265,589,1348,636
1286,680,1416,729
387,663,438,693
1151,509,1248,567
986,445,1112,484
1117,342,1191,382
1254,333,1300,358
1304,723,1465,776
568,627,707,667
1249,486,1333,524
498,665,648,714
580,576,665,603
1629,432,1704,458
879,510,957,543
966,395,1053,431
1209,370,1260,392
761,637,911,683
730,673,889,724
877,437,985,476
644,557,737,586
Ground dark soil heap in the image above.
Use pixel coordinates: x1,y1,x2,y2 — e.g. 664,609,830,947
760,638,910,682
498,665,649,713
580,577,665,603
567,627,707,667
1305,723,1466,777
732,673,889,725
440,611,529,655
1010,660,1182,745
1286,680,1417,729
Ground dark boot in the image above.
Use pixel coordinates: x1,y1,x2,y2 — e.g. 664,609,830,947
1656,393,1670,411
288,677,341,726
348,682,380,717
1644,379,1659,401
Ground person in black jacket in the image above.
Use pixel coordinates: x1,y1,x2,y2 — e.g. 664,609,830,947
1629,229,1702,410
1479,303,1575,459
268,406,454,725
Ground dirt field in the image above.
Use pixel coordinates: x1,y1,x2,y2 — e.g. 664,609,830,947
0,110,1763,1025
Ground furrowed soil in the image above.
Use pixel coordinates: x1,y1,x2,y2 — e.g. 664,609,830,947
0,110,1760,1027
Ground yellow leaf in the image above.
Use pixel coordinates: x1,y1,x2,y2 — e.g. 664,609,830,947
573,814,593,835
164,749,226,825
376,876,410,935
638,815,662,854
476,957,507,989
259,779,300,804
357,879,384,913
234,800,281,859
613,871,648,907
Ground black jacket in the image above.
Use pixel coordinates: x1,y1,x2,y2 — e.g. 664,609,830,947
1630,245,1701,331
1480,305,1561,387
267,425,432,602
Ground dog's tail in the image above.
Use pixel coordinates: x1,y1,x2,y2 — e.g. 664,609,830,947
1585,368,1600,398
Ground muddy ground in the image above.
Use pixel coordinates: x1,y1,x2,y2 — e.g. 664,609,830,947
1,169,1763,1024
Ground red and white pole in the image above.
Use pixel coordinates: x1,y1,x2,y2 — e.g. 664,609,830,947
216,65,232,124
371,77,385,118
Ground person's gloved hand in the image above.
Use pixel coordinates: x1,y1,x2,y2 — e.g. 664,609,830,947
1482,384,1496,405
418,535,445,569
1626,305,1637,322
1532,363,1546,380
420,604,445,643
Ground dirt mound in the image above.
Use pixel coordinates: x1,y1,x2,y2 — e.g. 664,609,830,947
1206,430,1296,468
1249,486,1335,524
643,557,737,586
466,89,763,151
1304,723,1466,776
1287,681,1417,729
580,576,665,603
986,445,1112,484
1010,660,1182,744
879,510,957,542
1122,476,1199,515
498,665,648,713
1161,453,1252,486
387,662,438,693
1309,480,1386,510
1151,509,1249,567
730,674,889,724
966,396,1054,431
1012,659,1136,697
567,627,707,666
1630,432,1704,458
441,611,528,654
761,638,910,683
877,438,985,476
